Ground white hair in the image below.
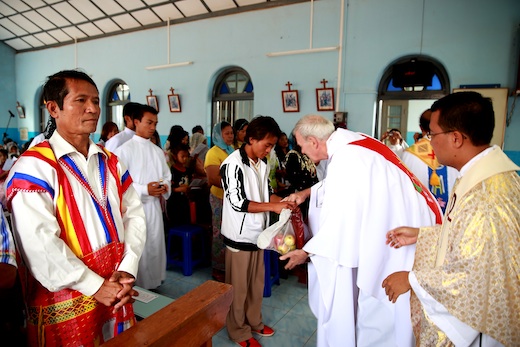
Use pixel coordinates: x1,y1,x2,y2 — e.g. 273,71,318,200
293,114,335,141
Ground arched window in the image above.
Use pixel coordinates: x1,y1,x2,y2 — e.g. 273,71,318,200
106,80,130,130
377,55,450,141
212,68,254,129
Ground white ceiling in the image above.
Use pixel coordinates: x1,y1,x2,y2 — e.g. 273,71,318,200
0,0,309,52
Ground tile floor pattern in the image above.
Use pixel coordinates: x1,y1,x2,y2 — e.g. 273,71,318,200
153,265,317,347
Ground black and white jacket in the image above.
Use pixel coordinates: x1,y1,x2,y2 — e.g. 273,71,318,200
220,147,271,251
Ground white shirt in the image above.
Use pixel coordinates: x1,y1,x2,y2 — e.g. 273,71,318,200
104,127,135,152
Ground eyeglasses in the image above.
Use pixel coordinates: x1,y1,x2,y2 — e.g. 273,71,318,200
427,130,453,138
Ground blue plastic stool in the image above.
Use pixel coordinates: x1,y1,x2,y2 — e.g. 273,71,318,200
263,249,280,297
167,224,205,276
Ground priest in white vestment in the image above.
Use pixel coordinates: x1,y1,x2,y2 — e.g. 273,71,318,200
281,115,442,347
383,92,520,347
115,104,171,290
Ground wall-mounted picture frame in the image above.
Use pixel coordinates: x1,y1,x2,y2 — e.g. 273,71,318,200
146,95,158,111
168,88,181,112
19,127,28,141
16,102,25,118
282,90,299,112
316,87,335,111
146,89,159,112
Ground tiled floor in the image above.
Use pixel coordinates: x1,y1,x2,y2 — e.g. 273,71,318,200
153,264,317,347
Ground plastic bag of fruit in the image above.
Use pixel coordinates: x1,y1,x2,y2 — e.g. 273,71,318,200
257,209,297,255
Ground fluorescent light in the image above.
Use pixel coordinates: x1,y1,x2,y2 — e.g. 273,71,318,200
145,61,193,70
266,46,339,57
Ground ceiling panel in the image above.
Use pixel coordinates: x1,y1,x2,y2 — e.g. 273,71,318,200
0,25,14,39
131,8,161,26
174,0,208,17
10,14,40,33
0,0,310,52
115,0,146,11
94,18,120,33
37,6,70,27
151,4,183,22
4,37,31,50
112,13,140,30
3,0,30,12
22,0,47,8
0,17,27,36
52,2,87,24
77,22,103,36
24,10,55,30
0,2,17,16
21,34,44,47
69,0,105,20
204,0,236,12
236,0,268,5
33,31,58,44
143,0,166,5
47,28,72,42
91,0,125,16
61,25,87,39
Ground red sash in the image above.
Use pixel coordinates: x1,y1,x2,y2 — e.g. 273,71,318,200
350,135,442,224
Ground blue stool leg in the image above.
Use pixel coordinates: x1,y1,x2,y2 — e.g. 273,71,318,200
183,231,193,276
263,250,271,297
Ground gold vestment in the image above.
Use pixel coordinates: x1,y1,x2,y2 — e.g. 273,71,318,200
411,147,520,346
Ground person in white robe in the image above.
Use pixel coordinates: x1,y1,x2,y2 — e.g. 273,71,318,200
281,115,442,347
115,104,171,290
383,92,520,346
105,102,140,152
381,128,409,158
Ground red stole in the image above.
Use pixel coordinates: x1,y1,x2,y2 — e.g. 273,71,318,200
350,135,442,224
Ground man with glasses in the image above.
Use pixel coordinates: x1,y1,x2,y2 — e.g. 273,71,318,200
383,91,520,346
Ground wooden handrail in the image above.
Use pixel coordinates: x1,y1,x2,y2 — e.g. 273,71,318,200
104,280,233,347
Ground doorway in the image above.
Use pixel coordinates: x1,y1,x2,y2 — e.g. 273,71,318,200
377,55,450,143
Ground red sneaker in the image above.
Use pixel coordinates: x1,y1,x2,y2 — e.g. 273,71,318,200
252,325,275,337
236,337,261,347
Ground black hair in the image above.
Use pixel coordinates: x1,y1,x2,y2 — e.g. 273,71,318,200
122,102,142,123
167,125,189,149
100,121,119,142
419,109,432,133
431,91,494,146
169,144,190,165
192,125,203,134
43,70,97,109
133,103,158,121
245,116,281,144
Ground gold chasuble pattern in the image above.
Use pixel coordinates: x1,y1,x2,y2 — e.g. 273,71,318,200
411,148,520,347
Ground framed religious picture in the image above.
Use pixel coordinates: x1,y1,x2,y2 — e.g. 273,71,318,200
316,87,335,111
168,88,181,112
281,90,299,112
146,89,159,112
16,102,25,118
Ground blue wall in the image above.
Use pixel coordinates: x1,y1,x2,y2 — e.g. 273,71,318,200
0,42,19,143
6,0,520,161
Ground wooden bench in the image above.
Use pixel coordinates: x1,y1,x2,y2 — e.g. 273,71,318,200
104,280,233,347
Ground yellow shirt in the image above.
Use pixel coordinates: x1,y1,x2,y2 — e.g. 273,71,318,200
204,145,229,199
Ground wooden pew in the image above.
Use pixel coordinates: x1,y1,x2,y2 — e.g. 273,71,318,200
104,280,233,347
